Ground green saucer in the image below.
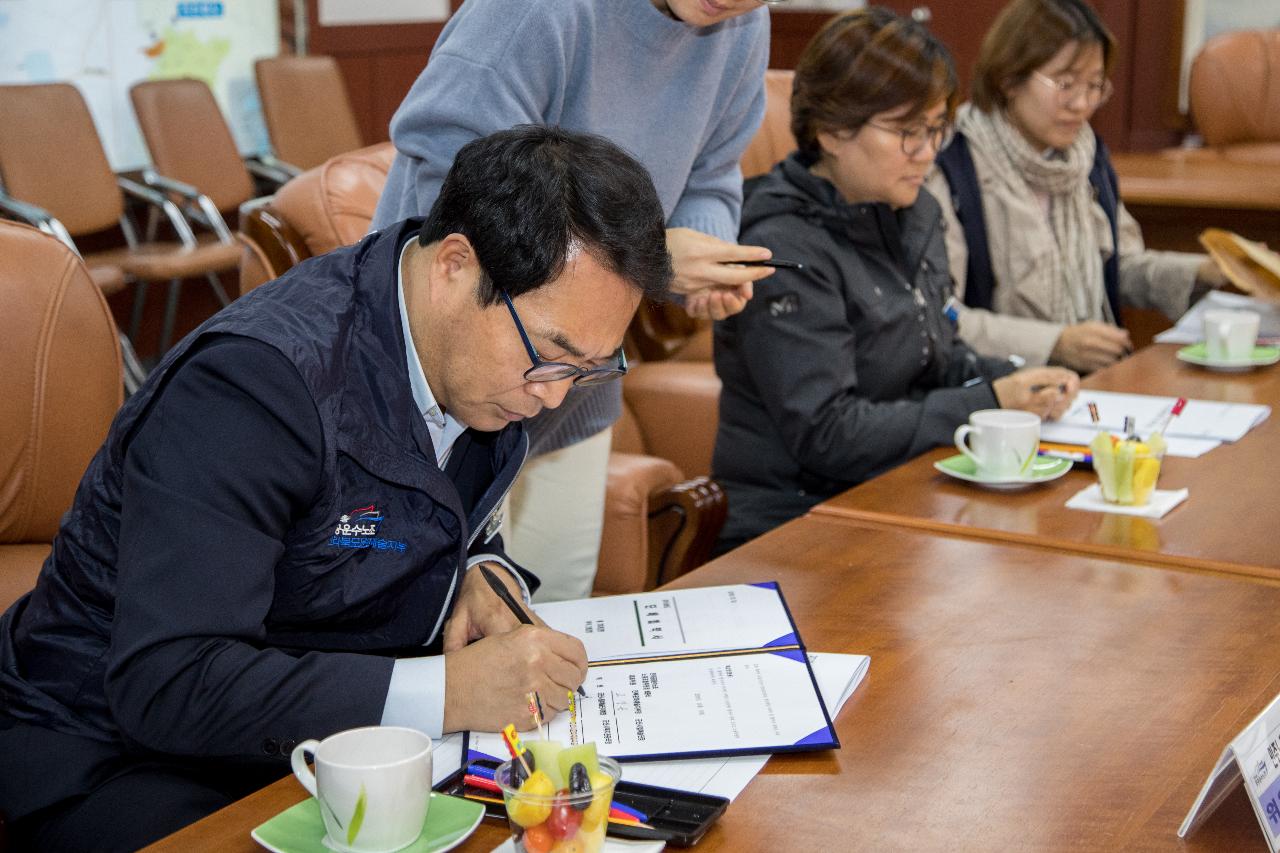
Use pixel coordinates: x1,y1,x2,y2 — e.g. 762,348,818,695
934,453,1072,488
252,792,484,853
1176,343,1280,371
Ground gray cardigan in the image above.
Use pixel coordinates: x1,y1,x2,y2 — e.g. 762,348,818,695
370,0,769,455
713,153,1015,547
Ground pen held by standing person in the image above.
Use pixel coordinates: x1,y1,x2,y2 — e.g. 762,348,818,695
726,258,805,270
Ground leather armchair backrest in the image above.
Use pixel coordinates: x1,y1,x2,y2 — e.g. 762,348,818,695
273,142,395,256
130,78,256,214
0,221,122,543
1190,30,1280,147
256,55,365,171
622,362,721,479
0,83,123,235
740,69,797,179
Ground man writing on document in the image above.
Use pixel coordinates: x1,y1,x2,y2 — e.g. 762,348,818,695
0,126,673,852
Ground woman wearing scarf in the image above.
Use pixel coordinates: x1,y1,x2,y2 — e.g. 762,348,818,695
928,0,1226,373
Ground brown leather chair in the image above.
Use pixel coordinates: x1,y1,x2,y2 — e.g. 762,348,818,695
0,82,239,361
255,55,365,174
628,69,796,364
237,142,395,295
0,221,122,613
596,362,725,595
131,77,294,350
1185,29,1280,165
236,149,727,592
740,69,797,179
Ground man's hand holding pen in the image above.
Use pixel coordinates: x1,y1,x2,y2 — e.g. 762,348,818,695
441,563,588,734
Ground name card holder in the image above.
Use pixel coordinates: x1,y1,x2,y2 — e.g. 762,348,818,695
1181,692,1280,850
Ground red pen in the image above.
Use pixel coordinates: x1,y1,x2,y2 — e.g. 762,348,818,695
1155,398,1187,435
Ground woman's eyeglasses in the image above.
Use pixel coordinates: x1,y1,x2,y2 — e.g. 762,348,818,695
865,120,955,157
1032,71,1113,107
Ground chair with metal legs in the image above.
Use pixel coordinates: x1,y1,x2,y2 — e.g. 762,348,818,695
0,83,240,371
129,78,294,352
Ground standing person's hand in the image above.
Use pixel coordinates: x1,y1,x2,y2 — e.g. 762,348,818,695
667,227,773,320
442,625,589,733
992,367,1081,420
1049,322,1133,373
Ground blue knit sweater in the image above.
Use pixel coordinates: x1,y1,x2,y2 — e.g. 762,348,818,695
372,0,770,454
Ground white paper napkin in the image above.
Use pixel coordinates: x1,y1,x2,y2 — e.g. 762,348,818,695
1065,484,1189,518
490,838,665,853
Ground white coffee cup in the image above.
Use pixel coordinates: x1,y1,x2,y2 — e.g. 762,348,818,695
1203,309,1260,362
291,726,433,853
954,409,1041,479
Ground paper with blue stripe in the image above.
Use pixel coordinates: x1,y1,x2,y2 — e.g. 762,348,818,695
469,582,838,762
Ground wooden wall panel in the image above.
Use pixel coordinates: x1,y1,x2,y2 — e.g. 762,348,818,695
301,0,462,145
777,1,1186,153
299,1,1185,153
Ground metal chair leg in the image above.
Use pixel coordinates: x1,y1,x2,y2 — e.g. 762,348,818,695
159,277,182,355
119,333,147,395
205,271,232,307
129,280,149,343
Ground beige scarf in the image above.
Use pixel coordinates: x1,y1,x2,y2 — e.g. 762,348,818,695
956,104,1111,324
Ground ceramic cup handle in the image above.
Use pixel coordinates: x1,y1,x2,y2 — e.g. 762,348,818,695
954,424,981,467
291,739,321,798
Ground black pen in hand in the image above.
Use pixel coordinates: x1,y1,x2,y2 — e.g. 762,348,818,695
725,258,804,270
478,564,588,698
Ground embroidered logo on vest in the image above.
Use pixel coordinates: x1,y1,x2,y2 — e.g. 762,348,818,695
329,504,407,553
767,293,799,317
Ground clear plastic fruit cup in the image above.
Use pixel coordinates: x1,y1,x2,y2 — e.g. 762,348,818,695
1090,432,1165,506
495,755,620,853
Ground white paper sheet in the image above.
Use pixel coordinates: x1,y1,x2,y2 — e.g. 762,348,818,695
1042,390,1270,444
1038,423,1221,458
532,583,800,662
432,732,464,787
470,650,836,762
1155,291,1280,345
599,652,869,802
466,652,868,803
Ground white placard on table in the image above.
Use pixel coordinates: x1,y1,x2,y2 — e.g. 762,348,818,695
1180,691,1280,850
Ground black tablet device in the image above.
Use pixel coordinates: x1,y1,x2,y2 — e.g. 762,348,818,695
436,759,730,847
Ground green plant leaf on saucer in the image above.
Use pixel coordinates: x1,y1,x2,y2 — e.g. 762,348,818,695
251,792,484,853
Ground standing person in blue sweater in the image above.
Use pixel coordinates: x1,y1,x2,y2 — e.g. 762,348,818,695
373,0,781,601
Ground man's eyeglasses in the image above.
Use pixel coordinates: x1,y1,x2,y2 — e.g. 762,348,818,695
865,120,955,157
1032,71,1113,108
500,289,628,386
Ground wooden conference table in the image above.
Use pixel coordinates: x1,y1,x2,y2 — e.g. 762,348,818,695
1111,151,1280,254
149,515,1280,851
813,343,1280,581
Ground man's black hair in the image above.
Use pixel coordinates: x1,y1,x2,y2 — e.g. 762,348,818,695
419,125,672,306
